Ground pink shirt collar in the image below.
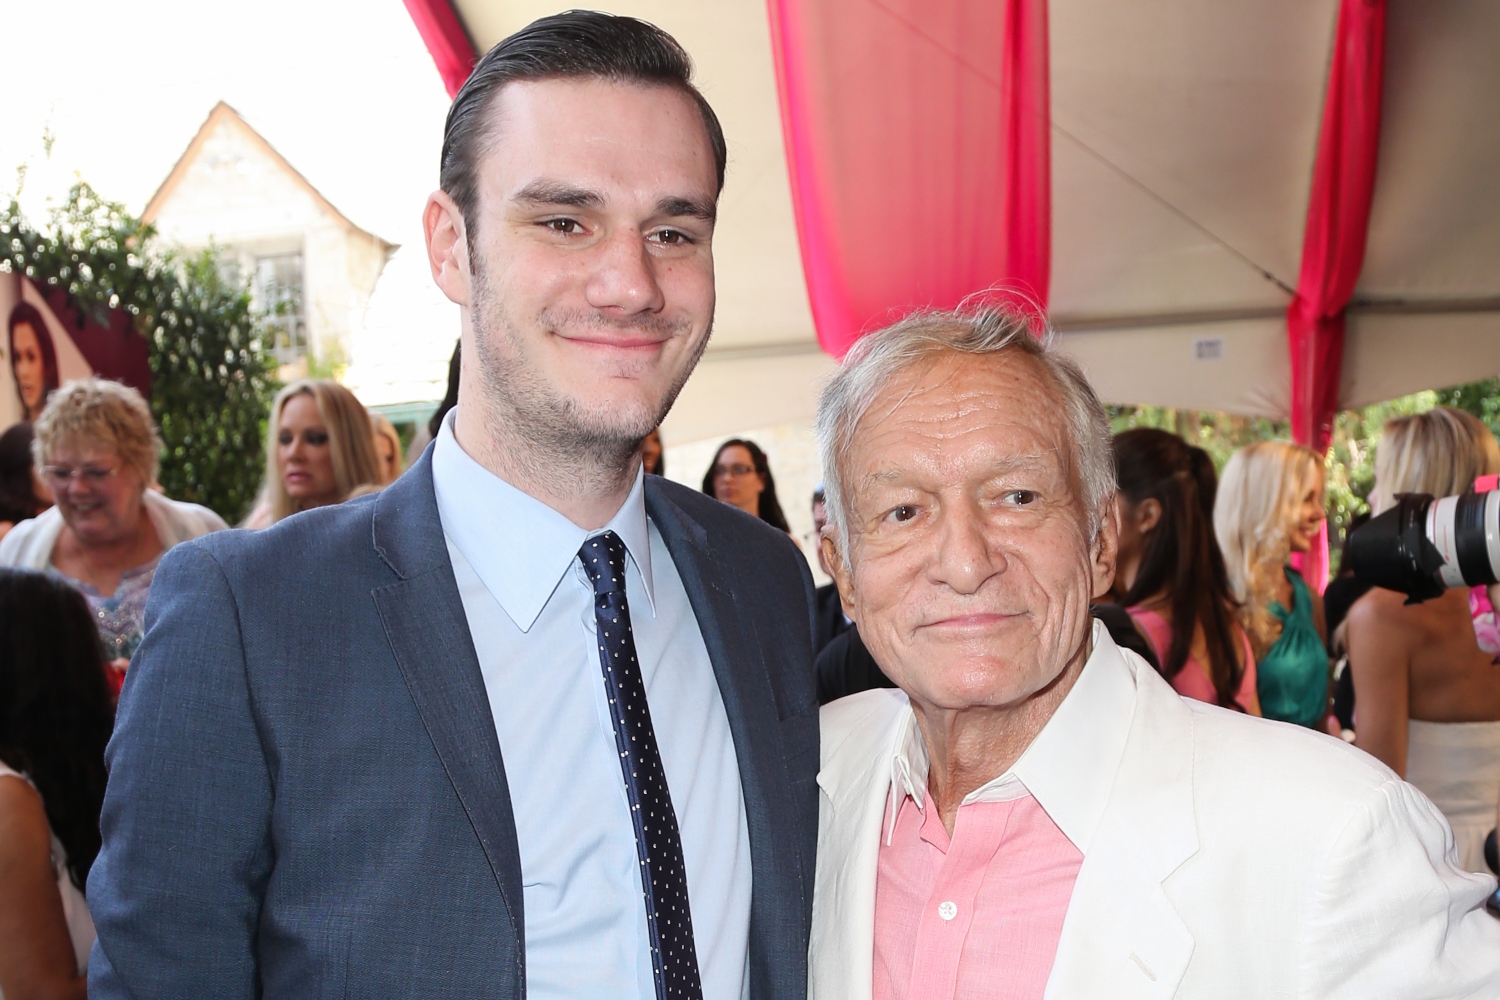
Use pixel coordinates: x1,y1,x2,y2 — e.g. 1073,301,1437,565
886,620,1138,852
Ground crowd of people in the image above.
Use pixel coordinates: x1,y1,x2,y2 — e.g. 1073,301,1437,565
14,370,1496,994
1,10,1497,999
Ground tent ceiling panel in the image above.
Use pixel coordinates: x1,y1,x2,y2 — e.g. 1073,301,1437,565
1359,0,1500,301
1340,310,1500,410
1050,0,1339,296
452,0,816,354
1051,125,1291,321
1060,317,1290,418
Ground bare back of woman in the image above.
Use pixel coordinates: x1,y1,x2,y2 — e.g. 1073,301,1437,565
1347,585,1500,873
1348,586,1500,771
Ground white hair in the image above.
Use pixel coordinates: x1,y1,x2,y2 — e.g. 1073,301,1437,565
815,305,1116,559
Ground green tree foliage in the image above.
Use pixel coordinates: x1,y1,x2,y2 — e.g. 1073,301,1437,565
1,183,275,522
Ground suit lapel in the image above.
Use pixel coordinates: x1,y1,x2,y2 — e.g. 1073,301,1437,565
810,696,909,1000
645,485,812,980
369,454,526,962
1044,661,1199,1000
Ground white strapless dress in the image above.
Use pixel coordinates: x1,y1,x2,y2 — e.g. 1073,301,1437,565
1406,719,1500,874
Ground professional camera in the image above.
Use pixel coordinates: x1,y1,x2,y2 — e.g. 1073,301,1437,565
1347,486,1500,603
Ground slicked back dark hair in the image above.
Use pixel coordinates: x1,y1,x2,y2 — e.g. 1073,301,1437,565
440,10,727,238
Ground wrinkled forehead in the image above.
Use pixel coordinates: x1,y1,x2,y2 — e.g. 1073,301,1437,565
847,350,1075,480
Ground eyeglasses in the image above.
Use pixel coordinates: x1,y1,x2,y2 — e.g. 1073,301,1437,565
41,464,120,488
712,463,756,479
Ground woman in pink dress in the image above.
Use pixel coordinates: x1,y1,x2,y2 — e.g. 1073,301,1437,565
1113,428,1259,713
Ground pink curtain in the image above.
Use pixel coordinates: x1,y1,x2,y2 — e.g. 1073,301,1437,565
404,0,477,98
766,0,1050,358
1288,0,1387,589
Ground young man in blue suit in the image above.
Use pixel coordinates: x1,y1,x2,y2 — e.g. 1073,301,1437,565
88,13,818,999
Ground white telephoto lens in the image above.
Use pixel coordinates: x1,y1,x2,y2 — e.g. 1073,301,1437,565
1485,490,1500,584
1426,491,1500,589
1428,496,1465,589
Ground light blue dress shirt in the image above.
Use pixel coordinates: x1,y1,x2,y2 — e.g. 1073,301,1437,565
431,416,752,1000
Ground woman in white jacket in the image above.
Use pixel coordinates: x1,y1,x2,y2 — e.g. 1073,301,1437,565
0,379,224,688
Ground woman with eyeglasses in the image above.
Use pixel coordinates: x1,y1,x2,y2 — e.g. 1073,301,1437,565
701,438,792,534
0,379,226,693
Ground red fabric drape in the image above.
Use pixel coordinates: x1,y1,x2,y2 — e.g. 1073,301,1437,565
767,0,1050,358
404,0,477,98
1288,0,1386,589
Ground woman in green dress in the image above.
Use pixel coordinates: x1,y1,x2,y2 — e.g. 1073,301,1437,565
1215,441,1329,728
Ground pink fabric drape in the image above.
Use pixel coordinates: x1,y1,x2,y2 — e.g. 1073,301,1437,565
1288,0,1386,589
767,0,1050,358
404,0,477,98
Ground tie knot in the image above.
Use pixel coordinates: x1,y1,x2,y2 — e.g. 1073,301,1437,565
578,530,629,596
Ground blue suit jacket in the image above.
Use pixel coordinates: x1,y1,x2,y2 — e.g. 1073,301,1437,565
88,454,819,999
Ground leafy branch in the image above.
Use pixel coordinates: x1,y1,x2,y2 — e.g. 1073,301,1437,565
1,183,275,522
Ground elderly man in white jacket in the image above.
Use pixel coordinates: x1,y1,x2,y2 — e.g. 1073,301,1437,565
809,305,1500,1000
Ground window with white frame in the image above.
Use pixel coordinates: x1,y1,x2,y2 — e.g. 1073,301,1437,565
254,252,307,363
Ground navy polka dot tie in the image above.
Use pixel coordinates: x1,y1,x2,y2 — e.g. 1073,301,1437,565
579,532,703,1000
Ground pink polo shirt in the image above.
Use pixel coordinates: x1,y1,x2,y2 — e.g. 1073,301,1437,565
872,776,1082,1000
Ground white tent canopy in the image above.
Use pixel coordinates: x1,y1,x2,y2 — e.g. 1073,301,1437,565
450,0,1500,441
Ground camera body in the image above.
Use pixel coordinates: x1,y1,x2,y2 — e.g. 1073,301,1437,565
1347,481,1500,603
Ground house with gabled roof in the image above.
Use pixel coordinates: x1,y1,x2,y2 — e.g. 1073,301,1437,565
142,102,396,373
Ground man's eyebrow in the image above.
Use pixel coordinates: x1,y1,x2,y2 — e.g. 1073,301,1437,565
511,181,605,210
656,196,716,223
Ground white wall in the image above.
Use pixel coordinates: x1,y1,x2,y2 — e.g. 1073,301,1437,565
147,116,388,365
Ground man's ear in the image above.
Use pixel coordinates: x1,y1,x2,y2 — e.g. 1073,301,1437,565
424,189,472,308
1091,497,1121,601
823,532,857,622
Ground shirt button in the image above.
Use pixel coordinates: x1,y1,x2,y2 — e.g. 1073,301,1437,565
937,900,958,921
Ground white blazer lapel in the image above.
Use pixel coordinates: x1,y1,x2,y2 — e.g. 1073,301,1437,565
1045,659,1200,1000
809,691,911,1000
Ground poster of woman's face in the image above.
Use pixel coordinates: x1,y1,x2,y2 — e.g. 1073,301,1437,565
9,302,58,421
0,273,93,432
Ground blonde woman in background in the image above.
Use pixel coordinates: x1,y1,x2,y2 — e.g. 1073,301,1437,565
371,414,405,486
1215,441,1329,729
244,380,382,528
1344,407,1500,872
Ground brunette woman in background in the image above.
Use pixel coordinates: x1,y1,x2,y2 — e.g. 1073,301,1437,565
0,569,114,999
1114,428,1259,713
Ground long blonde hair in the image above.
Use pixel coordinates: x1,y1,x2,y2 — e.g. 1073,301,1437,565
1370,407,1500,514
370,413,404,485
265,380,381,523
1214,440,1323,655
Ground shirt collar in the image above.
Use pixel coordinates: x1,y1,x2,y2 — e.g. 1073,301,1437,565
887,619,1137,853
431,410,656,632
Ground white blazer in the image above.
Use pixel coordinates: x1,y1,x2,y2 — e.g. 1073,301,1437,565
811,624,1500,1000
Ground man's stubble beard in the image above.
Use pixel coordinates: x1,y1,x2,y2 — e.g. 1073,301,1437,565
468,265,711,490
